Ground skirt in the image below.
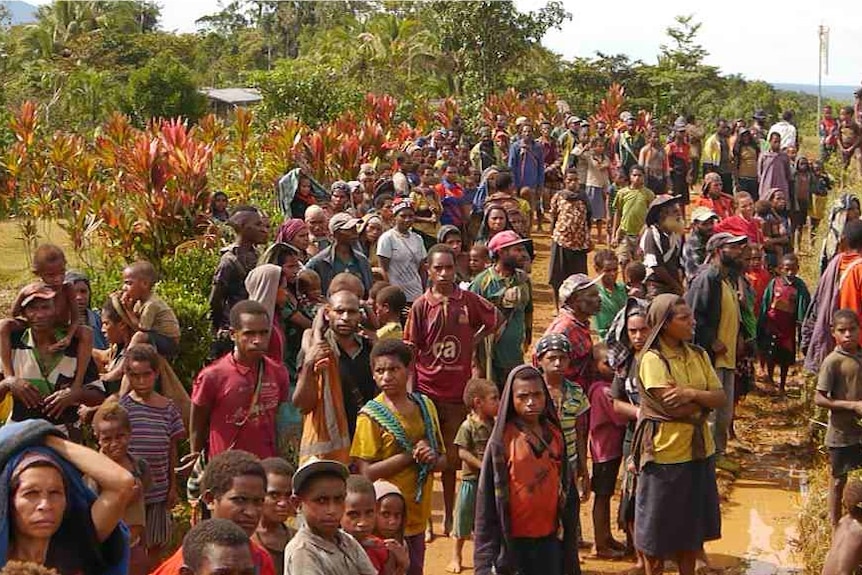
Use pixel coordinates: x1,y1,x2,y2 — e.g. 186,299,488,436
145,501,172,548
635,456,721,557
586,185,607,220
452,478,478,538
548,242,588,292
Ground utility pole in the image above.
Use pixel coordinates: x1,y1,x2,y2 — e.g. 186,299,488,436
818,24,829,136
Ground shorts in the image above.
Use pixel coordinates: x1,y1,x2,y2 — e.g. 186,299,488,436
616,234,640,267
452,478,478,538
592,457,622,496
433,400,469,472
148,331,178,358
830,444,862,478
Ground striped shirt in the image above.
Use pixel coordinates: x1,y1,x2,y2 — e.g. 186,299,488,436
120,395,185,504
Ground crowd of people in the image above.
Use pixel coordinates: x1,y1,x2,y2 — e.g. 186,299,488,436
0,103,862,575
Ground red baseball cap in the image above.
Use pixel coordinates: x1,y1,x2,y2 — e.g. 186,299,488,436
487,230,529,255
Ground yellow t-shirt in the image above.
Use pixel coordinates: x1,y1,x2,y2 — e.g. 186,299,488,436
639,341,721,464
376,322,403,341
714,279,739,369
350,393,445,537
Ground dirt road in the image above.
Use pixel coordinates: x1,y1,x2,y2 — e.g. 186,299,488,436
420,233,805,575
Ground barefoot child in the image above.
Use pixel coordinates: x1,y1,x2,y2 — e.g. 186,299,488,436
119,345,185,568
90,400,150,575
474,365,580,575
351,339,446,575
375,286,407,341
625,262,647,299
254,458,297,575
758,253,811,392
593,250,627,340
119,261,181,361
587,343,629,558
343,475,409,575
0,245,92,405
822,477,862,575
448,379,499,573
815,310,862,526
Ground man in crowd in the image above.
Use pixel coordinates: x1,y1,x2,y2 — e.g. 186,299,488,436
543,273,602,386
508,121,545,231
769,110,799,151
406,244,499,540
682,207,719,284
686,232,747,471
641,195,686,297
703,119,732,193
306,212,374,297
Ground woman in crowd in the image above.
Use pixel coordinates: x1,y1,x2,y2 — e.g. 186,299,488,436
274,219,311,263
632,294,725,575
0,420,134,574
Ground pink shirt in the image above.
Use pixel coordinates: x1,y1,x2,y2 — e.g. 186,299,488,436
191,353,289,458
587,380,628,463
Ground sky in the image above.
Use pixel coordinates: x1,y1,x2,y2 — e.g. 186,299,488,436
31,0,862,86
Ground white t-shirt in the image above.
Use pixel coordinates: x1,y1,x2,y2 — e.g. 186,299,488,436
768,121,797,150
377,228,427,302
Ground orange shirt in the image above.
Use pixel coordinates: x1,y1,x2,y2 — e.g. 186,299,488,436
838,253,862,344
150,540,276,575
504,420,563,538
692,194,734,220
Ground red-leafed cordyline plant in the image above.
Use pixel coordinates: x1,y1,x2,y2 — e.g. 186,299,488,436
259,116,307,203
590,83,626,132
482,88,560,129
433,97,460,129
362,93,398,130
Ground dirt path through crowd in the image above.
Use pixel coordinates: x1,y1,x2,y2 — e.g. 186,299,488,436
420,233,808,575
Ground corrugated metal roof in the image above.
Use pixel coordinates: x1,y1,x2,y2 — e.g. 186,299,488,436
200,88,262,105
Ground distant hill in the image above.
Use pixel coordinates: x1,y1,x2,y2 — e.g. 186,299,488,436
773,83,857,103
1,1,37,25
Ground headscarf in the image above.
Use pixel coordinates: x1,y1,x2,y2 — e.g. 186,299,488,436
275,168,329,218
244,264,282,323
630,294,709,471
475,205,512,245
820,192,862,271
474,365,578,575
275,218,308,245
436,225,460,244
606,297,648,371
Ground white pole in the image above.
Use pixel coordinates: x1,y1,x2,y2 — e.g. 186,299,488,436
818,24,823,138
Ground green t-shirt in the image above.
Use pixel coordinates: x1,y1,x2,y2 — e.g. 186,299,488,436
469,267,532,370
613,187,655,236
593,282,628,340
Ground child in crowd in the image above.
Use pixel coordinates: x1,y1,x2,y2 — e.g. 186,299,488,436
66,270,108,350
474,365,578,575
1,244,91,397
587,343,628,558
548,169,592,308
375,480,408,546
584,137,611,245
437,225,471,283
791,157,813,252
815,310,862,527
284,459,377,575
593,250,627,339
254,458,297,575
745,244,771,314
467,245,490,284
297,268,325,312
758,253,810,393
821,477,862,575
351,339,446,575
375,286,407,341
343,475,409,575
119,344,185,568
89,400,150,575
625,261,647,298
811,160,833,241
448,379,499,574
119,261,181,358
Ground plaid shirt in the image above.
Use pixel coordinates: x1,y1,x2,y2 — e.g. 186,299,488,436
543,307,594,387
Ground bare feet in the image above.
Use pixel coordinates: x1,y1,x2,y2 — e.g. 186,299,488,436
446,560,462,574
425,520,434,543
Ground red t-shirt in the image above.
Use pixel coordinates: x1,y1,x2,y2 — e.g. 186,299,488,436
150,540,275,575
715,215,764,245
191,353,289,459
405,287,497,403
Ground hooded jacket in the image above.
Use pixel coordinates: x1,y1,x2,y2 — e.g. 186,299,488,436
473,365,579,575
0,420,130,575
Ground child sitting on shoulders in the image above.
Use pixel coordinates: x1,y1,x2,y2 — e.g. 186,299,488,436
587,343,629,559
0,244,92,400
118,344,185,568
822,476,862,575
89,400,150,575
284,459,377,575
254,457,297,575
448,379,499,574
118,261,180,361
342,475,409,575
351,339,446,575
474,364,579,575
375,286,407,341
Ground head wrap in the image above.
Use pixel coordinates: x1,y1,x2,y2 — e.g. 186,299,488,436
274,218,308,245
244,264,282,323
534,333,571,358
